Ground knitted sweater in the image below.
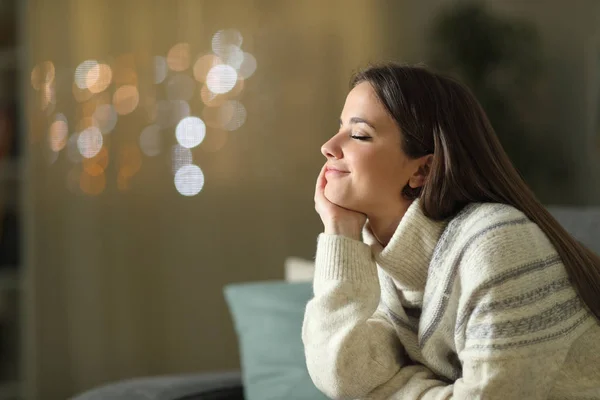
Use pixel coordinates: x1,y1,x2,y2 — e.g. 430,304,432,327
302,200,600,399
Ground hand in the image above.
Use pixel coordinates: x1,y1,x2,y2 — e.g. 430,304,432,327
314,164,367,240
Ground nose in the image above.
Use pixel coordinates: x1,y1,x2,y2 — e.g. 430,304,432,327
321,135,342,159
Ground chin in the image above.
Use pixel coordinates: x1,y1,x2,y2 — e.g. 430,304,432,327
324,186,363,212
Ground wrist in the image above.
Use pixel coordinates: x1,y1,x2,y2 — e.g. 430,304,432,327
324,222,362,241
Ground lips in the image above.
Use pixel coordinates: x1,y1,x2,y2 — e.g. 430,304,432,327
325,165,349,173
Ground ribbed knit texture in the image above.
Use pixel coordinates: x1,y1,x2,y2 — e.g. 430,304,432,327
302,199,600,399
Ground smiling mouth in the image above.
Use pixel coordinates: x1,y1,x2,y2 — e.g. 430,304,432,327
325,167,350,175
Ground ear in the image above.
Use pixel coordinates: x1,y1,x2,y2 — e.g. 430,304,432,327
408,154,433,189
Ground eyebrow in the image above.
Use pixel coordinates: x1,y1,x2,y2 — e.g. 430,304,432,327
339,117,376,130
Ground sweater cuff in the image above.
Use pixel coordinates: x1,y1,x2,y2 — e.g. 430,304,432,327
315,233,378,283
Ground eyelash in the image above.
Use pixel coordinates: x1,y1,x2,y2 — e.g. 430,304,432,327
351,134,371,141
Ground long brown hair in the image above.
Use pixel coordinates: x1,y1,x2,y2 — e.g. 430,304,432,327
351,63,600,321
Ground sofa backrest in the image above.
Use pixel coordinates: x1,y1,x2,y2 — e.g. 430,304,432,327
547,206,600,255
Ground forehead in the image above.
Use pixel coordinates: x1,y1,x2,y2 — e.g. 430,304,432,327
342,82,390,122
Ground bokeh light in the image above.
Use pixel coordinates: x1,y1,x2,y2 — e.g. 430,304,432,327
211,29,243,57
174,164,205,196
40,83,56,111
82,146,109,176
73,82,93,103
166,74,196,101
202,100,235,129
92,104,118,134
193,54,222,83
48,113,68,152
80,169,106,196
238,52,257,79
176,116,206,149
200,84,227,107
199,128,228,153
220,45,245,69
167,43,191,72
75,60,99,89
113,85,139,115
223,100,247,131
88,64,112,93
140,124,162,156
113,66,138,87
31,61,55,90
171,144,192,174
77,126,103,158
154,56,168,84
206,64,237,94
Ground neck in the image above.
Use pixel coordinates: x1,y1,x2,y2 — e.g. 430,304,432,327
367,201,412,246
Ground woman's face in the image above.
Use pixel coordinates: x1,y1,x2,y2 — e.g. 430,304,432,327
321,81,426,216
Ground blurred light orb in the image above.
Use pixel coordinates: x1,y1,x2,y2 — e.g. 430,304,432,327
154,56,168,84
199,128,228,153
41,83,56,111
211,29,243,57
200,84,226,107
83,146,109,176
88,64,112,93
166,74,196,101
73,82,93,103
176,116,206,149
167,43,191,72
113,85,139,115
75,60,100,89
92,104,118,134
224,100,247,131
202,100,235,129
32,61,56,90
31,65,42,90
77,126,103,158
220,45,244,69
42,61,56,84
238,52,257,79
206,64,237,94
171,144,192,174
80,170,106,196
193,54,221,83
48,114,69,152
140,124,162,156
174,164,205,196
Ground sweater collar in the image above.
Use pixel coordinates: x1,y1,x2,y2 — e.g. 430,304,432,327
362,199,448,292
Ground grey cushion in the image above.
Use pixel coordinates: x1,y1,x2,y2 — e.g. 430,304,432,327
547,206,600,254
70,371,243,400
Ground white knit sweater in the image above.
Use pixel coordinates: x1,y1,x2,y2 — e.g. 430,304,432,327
302,200,600,399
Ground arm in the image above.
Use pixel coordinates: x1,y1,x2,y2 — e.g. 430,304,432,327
301,233,408,399
303,225,594,400
303,234,455,399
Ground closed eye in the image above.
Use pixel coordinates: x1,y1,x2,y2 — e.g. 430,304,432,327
351,135,371,141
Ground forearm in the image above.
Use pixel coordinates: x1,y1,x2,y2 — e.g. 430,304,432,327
302,234,406,399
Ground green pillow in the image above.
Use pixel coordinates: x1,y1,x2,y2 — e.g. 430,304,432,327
224,280,329,400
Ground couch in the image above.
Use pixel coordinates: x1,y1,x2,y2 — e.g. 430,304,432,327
71,206,600,400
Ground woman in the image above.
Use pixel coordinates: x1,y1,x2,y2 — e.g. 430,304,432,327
302,63,600,399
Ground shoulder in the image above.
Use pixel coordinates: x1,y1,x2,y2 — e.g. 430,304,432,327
446,202,564,287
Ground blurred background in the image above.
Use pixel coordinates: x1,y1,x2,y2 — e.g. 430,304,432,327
0,0,598,399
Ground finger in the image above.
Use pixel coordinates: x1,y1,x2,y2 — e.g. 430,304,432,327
315,163,327,191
